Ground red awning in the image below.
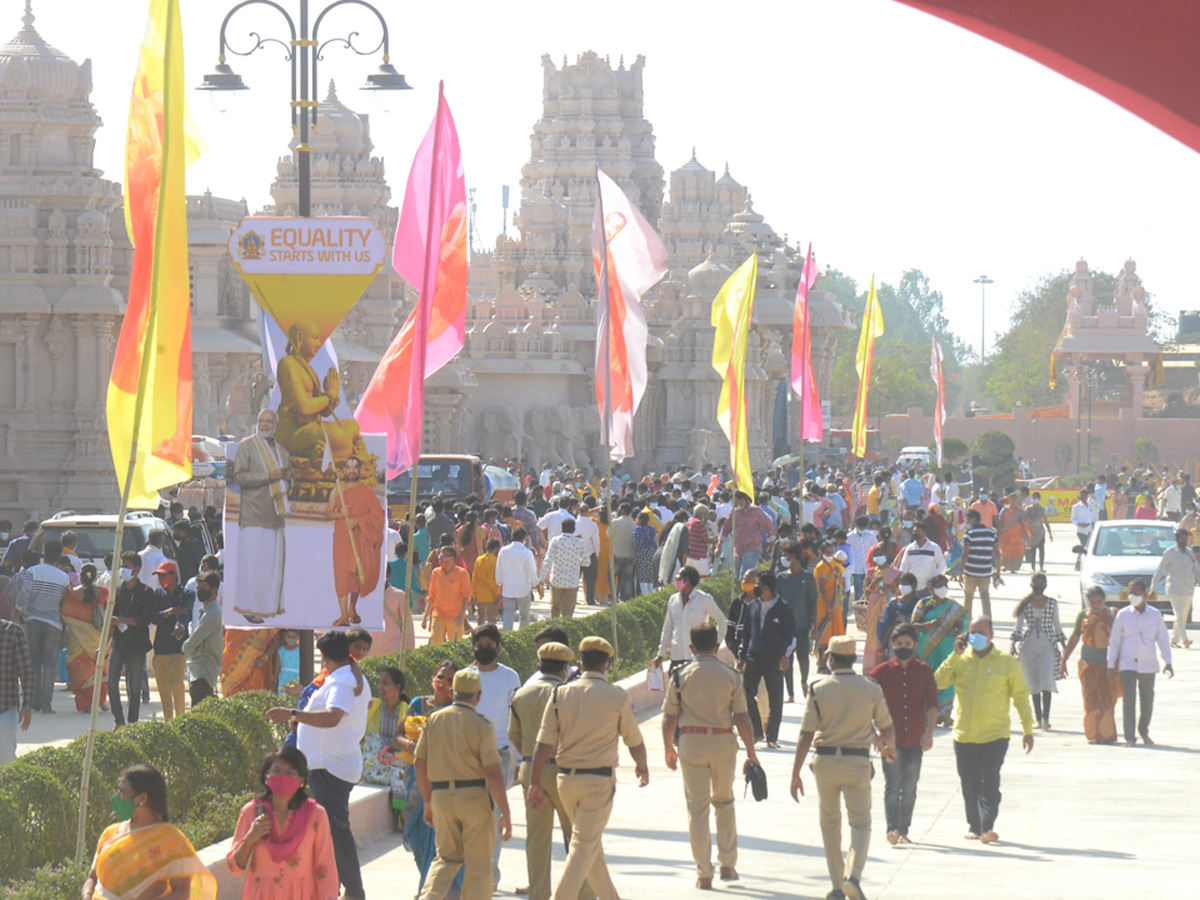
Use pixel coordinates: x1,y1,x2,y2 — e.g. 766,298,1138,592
895,1,1200,154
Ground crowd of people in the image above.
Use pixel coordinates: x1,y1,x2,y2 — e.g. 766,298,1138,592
0,453,1193,900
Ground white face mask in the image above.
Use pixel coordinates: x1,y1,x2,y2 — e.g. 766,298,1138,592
873,554,887,564
1129,593,1143,605
898,583,913,596
822,554,834,563
118,567,133,584
933,585,949,598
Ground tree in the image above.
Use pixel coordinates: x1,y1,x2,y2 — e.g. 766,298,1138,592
1133,436,1160,465
1054,439,1074,473
972,430,1017,491
929,437,969,464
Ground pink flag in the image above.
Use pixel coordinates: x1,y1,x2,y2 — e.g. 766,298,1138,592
791,244,822,442
355,83,467,478
930,332,946,467
593,168,668,463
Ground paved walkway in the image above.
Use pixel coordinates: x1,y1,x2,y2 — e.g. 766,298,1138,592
358,538,1199,899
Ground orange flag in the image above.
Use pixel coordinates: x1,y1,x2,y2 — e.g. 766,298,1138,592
106,0,202,507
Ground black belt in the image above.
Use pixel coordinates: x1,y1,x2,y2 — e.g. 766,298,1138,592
560,766,613,777
521,757,556,765
431,778,486,790
814,746,869,757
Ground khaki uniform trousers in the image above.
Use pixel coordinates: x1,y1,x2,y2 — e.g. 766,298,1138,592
420,785,496,900
152,653,187,720
678,734,738,879
519,762,595,900
811,753,873,890
553,774,617,900
550,587,577,620
962,575,992,621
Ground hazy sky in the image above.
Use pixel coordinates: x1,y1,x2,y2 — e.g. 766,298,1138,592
35,0,1200,354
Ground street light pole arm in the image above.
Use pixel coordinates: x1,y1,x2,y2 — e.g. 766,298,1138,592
311,0,392,123
217,0,299,62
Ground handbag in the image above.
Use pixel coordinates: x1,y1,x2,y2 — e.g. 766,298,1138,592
744,759,768,801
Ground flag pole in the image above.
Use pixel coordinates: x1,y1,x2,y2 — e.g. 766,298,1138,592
595,165,619,661
403,82,447,652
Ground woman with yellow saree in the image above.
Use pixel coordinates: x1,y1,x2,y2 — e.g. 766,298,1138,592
64,563,108,712
812,540,846,674
83,765,216,900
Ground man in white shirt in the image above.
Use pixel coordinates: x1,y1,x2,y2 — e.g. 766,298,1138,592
137,530,168,588
898,523,945,591
270,630,371,900
845,516,877,606
574,500,602,606
1070,489,1097,571
652,565,727,672
496,526,538,631
1107,580,1173,747
537,498,576,545
1152,528,1200,649
469,623,524,886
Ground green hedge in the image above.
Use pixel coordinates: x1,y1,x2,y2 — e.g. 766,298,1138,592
3,568,738,897
0,689,286,890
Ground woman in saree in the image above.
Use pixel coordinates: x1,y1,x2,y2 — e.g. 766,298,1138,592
221,628,283,697
64,563,108,712
1062,586,1123,744
594,504,614,604
912,573,964,724
812,540,846,674
83,764,216,900
859,534,897,671
401,660,463,896
361,667,410,815
996,496,1029,573
228,747,338,900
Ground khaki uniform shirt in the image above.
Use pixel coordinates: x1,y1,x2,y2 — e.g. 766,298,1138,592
536,671,644,768
509,673,564,760
800,668,893,750
662,654,746,729
229,435,290,528
415,701,501,781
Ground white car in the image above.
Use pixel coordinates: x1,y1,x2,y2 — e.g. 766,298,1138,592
895,446,932,469
1079,519,1178,615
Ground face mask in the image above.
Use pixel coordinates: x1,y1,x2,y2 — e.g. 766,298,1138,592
893,646,915,661
822,554,835,563
898,584,913,596
675,578,689,591
284,635,300,650
933,586,949,598
473,645,498,665
158,576,175,590
197,589,211,603
980,494,988,501
967,632,990,652
873,554,887,565
110,794,137,822
266,773,304,797
1129,593,1143,605
0,532,7,541
118,568,132,583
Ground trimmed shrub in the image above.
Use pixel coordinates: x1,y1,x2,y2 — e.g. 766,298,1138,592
0,761,74,879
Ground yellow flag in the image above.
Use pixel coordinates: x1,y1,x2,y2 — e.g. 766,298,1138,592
851,276,884,458
1048,351,1058,390
711,252,758,500
107,0,202,508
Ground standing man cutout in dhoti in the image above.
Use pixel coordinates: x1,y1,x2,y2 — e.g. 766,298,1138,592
229,409,290,623
325,455,384,627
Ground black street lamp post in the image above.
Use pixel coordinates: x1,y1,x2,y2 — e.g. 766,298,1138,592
199,0,411,218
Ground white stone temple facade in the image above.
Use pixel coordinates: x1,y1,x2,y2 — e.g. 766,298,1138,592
0,18,848,522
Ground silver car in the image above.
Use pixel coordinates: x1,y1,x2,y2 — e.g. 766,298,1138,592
1079,519,1178,615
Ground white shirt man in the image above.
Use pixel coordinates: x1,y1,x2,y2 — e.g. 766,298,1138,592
573,512,601,562
536,506,574,543
1153,532,1200,646
1071,496,1097,543
898,527,945,590
297,660,372,784
1107,588,1173,745
495,537,538,630
137,543,168,589
655,584,727,665
846,525,877,577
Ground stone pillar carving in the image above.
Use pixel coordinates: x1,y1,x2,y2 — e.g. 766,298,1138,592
19,315,38,409
46,315,69,407
71,314,91,411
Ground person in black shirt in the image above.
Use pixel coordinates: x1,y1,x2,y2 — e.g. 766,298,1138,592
151,561,194,720
734,570,796,748
173,521,206,586
109,552,154,728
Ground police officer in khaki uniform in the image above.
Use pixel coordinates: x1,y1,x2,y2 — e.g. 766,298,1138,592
529,636,649,900
509,642,595,900
415,668,514,900
661,622,760,890
789,635,895,900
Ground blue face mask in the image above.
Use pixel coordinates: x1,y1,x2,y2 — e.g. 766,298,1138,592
967,632,990,653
